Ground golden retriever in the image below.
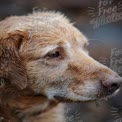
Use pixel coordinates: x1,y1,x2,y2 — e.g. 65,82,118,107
0,11,122,122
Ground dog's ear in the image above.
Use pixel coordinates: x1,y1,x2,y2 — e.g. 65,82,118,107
0,31,28,89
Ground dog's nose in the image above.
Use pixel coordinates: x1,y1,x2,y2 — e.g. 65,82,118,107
101,77,122,93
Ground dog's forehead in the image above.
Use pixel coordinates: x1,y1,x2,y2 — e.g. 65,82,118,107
33,22,88,49
14,12,89,50
34,32,88,50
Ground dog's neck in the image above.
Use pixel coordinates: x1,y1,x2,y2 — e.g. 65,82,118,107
0,84,58,122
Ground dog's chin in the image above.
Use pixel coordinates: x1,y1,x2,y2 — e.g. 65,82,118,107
53,89,120,103
53,95,97,103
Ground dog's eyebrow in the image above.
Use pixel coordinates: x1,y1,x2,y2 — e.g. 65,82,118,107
41,41,70,55
42,45,59,54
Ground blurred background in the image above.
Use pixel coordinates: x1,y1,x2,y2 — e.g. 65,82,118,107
0,0,122,122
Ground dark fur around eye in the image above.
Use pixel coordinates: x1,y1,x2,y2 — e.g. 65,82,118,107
47,51,60,58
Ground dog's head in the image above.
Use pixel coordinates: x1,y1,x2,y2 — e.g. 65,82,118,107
1,12,122,102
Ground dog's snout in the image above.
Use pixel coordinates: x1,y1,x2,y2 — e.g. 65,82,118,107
101,77,122,93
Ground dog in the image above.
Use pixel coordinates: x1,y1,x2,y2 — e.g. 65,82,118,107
0,11,122,122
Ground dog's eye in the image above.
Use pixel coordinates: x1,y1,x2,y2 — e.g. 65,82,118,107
47,51,61,58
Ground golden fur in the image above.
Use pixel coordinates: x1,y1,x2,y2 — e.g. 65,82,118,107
0,11,122,122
